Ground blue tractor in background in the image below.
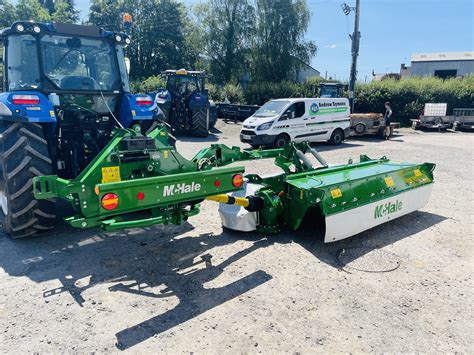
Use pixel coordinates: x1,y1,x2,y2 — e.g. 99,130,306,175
154,69,217,137
0,21,159,239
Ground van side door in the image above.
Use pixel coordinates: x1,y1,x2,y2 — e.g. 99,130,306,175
278,101,306,141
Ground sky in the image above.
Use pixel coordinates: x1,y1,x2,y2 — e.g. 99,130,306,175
74,0,474,82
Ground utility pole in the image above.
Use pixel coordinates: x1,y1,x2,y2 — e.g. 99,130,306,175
342,0,361,113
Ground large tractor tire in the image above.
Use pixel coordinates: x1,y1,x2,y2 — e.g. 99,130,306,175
208,100,218,129
0,122,56,239
191,108,209,138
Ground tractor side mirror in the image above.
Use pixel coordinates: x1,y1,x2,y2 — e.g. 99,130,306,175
124,57,130,74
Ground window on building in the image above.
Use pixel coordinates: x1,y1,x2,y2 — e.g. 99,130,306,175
434,70,457,79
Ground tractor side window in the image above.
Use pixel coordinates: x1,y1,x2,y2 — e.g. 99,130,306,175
6,35,41,91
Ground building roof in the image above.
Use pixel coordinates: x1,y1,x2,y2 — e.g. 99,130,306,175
412,52,474,62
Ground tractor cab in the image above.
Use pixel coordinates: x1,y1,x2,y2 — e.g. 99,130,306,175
165,70,205,97
154,69,217,137
1,22,131,94
0,22,158,177
319,83,346,98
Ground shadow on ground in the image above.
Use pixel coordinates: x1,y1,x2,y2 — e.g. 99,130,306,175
0,208,446,350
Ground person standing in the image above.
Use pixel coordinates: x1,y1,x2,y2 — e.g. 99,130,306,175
384,101,393,140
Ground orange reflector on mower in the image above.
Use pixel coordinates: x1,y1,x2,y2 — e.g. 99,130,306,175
101,193,119,211
232,174,244,188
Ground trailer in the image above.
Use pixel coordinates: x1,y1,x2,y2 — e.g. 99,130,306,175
453,108,474,131
349,113,399,138
411,103,455,130
217,103,260,122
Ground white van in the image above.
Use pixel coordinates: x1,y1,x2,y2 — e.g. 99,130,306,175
240,98,351,147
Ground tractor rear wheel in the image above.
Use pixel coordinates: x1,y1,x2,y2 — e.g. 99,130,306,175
0,122,56,239
191,108,209,137
208,101,218,128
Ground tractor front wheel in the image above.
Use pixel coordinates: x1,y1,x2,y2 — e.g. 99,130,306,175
0,122,56,239
191,108,209,137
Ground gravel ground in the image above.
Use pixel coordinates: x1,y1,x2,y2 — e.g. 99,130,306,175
1,121,473,353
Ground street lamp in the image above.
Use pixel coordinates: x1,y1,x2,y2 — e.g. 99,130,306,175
340,3,353,16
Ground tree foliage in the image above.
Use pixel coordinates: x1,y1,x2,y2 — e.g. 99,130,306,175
251,0,316,82
88,0,194,79
196,0,255,84
0,0,78,27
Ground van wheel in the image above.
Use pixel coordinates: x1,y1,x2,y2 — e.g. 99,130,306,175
329,129,344,145
274,134,290,148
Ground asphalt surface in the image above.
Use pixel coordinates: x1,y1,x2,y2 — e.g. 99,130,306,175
0,122,473,353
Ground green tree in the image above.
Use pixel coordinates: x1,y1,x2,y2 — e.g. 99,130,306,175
0,0,18,28
252,0,316,82
52,0,79,23
195,0,255,84
88,0,196,79
16,0,51,22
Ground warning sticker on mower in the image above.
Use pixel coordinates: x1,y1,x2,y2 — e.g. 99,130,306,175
384,176,394,187
330,188,342,198
102,166,121,184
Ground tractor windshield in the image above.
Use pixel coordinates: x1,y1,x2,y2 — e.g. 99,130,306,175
167,75,203,96
40,34,120,91
254,100,290,118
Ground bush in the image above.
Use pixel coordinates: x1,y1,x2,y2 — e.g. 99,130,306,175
244,81,306,105
130,75,167,93
355,76,474,126
208,83,245,104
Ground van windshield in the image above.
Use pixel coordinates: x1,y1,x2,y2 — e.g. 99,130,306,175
254,100,290,118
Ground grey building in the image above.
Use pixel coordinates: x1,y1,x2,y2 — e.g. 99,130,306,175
404,52,474,79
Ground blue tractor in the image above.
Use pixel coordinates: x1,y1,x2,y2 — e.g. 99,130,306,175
154,69,217,137
0,22,159,239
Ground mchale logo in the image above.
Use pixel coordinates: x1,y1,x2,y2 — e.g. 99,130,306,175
163,182,201,197
374,200,403,219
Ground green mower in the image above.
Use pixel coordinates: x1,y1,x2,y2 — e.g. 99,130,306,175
32,123,435,242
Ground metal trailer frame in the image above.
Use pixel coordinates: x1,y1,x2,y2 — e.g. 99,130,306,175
453,108,474,130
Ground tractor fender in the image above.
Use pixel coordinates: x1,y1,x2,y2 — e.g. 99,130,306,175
154,89,173,106
119,93,158,128
189,93,209,110
0,91,56,123
154,89,172,109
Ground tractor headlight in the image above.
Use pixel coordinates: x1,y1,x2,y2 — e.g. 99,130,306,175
33,25,41,33
125,37,131,45
257,122,273,131
16,24,25,32
115,35,122,42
